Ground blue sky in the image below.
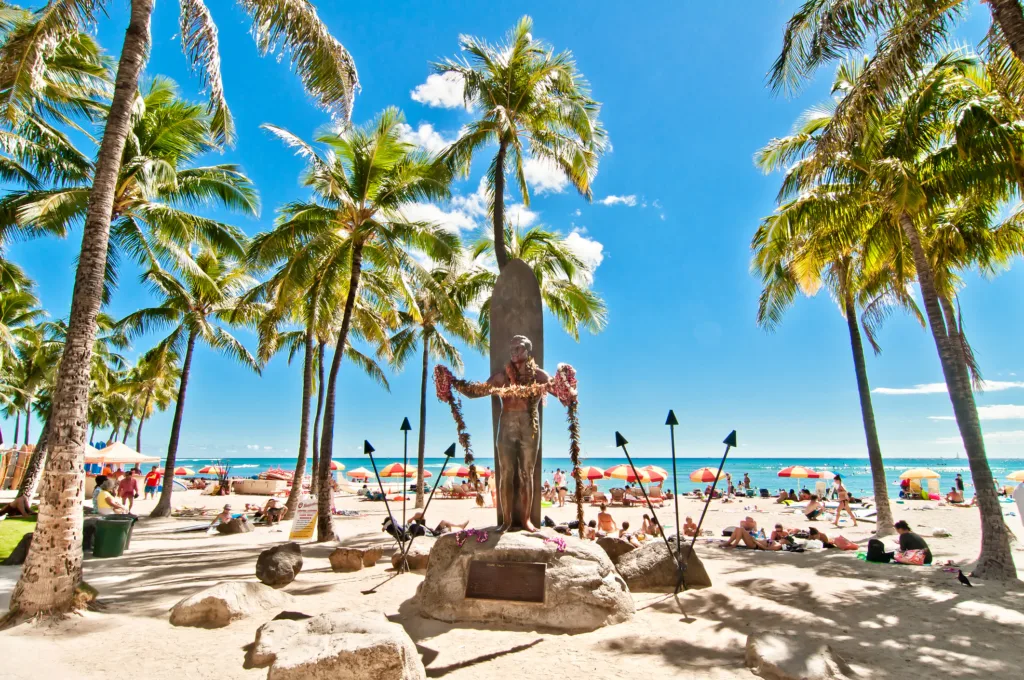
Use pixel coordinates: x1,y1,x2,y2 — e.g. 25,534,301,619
7,1,1024,460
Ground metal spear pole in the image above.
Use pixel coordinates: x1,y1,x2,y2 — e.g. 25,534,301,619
364,440,404,562
400,417,411,528
615,431,682,573
666,410,681,557
394,443,456,569
682,431,737,593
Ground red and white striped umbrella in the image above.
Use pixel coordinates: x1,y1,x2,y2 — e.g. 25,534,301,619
579,465,607,480
348,467,371,479
379,463,414,478
689,467,723,483
778,465,817,478
604,464,652,483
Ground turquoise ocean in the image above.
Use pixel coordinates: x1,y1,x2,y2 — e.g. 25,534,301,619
174,455,1024,498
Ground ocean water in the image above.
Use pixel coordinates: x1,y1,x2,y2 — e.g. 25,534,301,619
174,455,1024,497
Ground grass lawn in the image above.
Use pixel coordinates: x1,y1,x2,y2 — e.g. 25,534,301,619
0,517,36,561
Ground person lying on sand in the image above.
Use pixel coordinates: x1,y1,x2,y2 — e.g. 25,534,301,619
0,495,34,517
408,511,468,537
740,516,758,532
683,516,698,537
723,526,784,550
770,523,788,541
807,526,832,547
776,489,789,503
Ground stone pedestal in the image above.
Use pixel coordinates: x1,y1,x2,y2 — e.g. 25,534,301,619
414,529,633,632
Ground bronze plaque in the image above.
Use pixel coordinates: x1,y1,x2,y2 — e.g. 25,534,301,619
465,560,546,604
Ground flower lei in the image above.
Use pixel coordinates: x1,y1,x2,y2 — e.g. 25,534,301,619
544,536,567,552
434,362,585,539
454,528,490,546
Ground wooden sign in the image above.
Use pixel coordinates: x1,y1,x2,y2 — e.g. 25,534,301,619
465,560,546,604
288,496,318,540
489,258,544,529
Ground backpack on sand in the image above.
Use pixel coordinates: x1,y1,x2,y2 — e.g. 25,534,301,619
866,538,891,563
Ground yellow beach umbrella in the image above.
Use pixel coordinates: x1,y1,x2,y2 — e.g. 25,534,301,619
379,462,414,478
899,468,941,480
173,466,196,476
329,460,345,471
778,465,816,478
1006,471,1024,482
348,467,370,479
689,467,723,483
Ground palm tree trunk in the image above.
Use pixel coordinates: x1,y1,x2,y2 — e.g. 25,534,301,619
286,323,316,516
107,425,119,445
23,407,30,445
843,288,895,537
136,390,151,454
415,337,429,509
311,341,326,496
89,424,96,444
493,138,509,269
151,331,197,518
899,212,1015,580
989,0,1024,66
17,420,50,500
10,0,155,617
13,411,19,445
122,414,134,444
316,241,365,541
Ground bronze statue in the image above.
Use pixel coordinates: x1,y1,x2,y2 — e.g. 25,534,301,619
465,335,549,532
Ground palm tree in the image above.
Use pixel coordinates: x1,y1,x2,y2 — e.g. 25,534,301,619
390,266,487,508
472,225,608,340
765,52,1022,579
265,107,458,540
435,16,607,269
6,0,358,617
0,77,258,296
120,344,180,455
116,249,261,517
769,1,1024,159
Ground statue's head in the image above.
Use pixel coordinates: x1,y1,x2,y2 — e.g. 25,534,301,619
509,335,532,364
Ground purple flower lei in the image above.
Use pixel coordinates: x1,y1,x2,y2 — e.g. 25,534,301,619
455,528,489,546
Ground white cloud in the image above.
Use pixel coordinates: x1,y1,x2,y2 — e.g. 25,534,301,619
506,203,537,227
397,122,455,155
402,202,476,233
246,444,259,450
874,380,1024,395
451,178,489,219
937,430,1024,445
263,446,272,451
410,73,465,108
573,209,581,217
563,227,604,280
598,194,637,207
523,156,568,194
929,404,1024,421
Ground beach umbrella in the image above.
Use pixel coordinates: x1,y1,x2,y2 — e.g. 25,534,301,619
579,465,607,480
605,464,652,483
330,460,345,471
379,462,415,478
422,469,433,478
689,467,723,483
441,466,467,477
198,464,227,475
644,465,670,479
348,467,371,479
477,468,492,478
899,468,940,480
174,466,195,476
1007,471,1024,482
778,465,816,478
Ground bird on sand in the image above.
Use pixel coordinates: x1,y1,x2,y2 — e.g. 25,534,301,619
957,569,973,587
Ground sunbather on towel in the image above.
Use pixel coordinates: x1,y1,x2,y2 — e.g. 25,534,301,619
683,516,698,537
408,512,468,537
723,526,784,550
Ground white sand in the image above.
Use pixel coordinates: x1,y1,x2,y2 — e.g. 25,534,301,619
1,488,1022,679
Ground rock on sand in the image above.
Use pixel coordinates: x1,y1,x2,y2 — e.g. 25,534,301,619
256,542,303,587
416,529,633,632
246,611,425,680
614,539,712,591
169,581,294,628
745,631,856,680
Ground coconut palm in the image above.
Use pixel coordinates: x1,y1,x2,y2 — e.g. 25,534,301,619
264,107,458,540
119,343,180,455
472,225,608,341
6,0,359,617
389,266,487,508
0,77,258,297
435,16,606,269
763,52,1023,578
116,249,261,518
769,1,1024,158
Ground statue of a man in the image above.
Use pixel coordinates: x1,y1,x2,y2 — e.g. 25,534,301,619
467,335,549,532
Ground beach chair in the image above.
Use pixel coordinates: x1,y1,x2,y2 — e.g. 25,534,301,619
610,488,626,506
814,481,827,498
759,488,771,498
591,491,608,505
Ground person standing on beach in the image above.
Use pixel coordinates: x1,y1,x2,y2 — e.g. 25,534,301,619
118,470,139,513
832,475,857,527
144,466,161,500
955,473,964,494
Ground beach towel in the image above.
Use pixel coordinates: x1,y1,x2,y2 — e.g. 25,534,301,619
894,549,928,565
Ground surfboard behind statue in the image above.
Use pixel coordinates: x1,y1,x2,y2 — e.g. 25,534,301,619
490,258,543,528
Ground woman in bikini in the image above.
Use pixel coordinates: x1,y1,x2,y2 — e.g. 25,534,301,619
832,474,857,527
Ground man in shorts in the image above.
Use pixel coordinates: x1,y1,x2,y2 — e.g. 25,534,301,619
118,470,139,512
144,466,161,499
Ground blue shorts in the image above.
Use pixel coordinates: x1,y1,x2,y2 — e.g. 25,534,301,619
144,486,157,494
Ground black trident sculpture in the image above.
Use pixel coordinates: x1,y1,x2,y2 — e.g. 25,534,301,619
680,430,737,593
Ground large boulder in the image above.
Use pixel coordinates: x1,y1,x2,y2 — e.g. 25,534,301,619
614,539,711,591
596,536,635,562
216,517,253,535
330,548,366,572
256,542,303,587
392,538,434,572
415,529,633,632
169,581,293,628
363,546,384,567
246,611,425,680
745,632,856,680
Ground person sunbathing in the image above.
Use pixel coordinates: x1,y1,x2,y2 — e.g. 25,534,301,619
648,516,663,537
597,503,617,535
619,521,642,547
775,489,789,504
807,526,832,547
723,526,783,550
255,498,287,524
682,516,698,537
0,495,34,517
585,519,598,540
945,487,964,503
770,523,788,541
739,516,758,532
409,511,468,537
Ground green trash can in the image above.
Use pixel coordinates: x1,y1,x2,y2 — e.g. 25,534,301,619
93,516,131,557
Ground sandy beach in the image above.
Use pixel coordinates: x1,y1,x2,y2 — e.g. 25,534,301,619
1,487,1022,679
